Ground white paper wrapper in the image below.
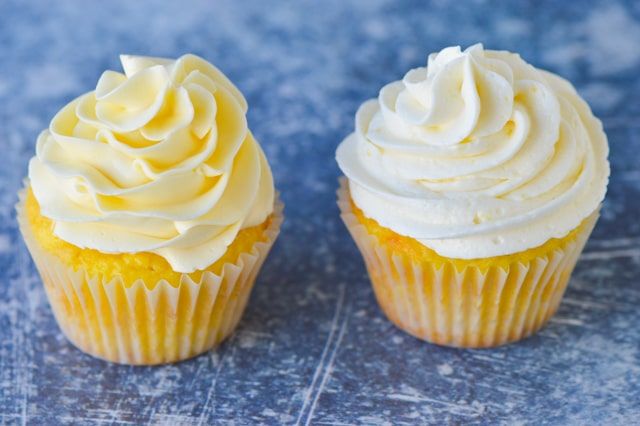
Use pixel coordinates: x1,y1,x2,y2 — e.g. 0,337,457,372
338,178,597,348
17,189,283,365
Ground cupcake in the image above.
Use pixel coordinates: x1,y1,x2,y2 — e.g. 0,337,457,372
17,54,283,364
336,44,609,348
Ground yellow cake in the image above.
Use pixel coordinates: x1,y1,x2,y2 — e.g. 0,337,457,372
24,188,273,287
348,191,589,272
19,188,282,364
18,54,283,364
339,180,596,347
336,44,609,347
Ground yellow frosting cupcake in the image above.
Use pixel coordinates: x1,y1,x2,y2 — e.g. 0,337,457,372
18,54,283,364
336,45,609,347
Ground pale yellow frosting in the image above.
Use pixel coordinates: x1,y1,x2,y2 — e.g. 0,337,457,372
29,54,274,273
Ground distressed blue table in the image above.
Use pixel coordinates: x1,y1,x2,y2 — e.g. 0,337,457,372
1,0,639,424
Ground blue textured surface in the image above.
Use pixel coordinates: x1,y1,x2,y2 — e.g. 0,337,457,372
1,0,640,424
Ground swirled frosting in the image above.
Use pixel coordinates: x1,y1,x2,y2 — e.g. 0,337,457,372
337,44,609,258
29,54,274,273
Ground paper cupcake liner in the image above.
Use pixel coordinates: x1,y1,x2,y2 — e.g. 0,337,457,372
17,189,283,365
337,178,597,348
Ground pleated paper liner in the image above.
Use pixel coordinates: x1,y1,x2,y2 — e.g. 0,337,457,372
337,178,597,348
17,188,283,365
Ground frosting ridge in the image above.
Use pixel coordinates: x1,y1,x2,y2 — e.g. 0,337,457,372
336,44,609,258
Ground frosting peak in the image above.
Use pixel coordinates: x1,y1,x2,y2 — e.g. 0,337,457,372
29,54,274,273
337,44,609,258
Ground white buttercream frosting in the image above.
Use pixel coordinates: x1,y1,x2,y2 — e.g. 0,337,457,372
336,44,609,258
29,54,274,273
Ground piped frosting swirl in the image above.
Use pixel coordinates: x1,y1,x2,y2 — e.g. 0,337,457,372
29,54,274,273
337,44,609,258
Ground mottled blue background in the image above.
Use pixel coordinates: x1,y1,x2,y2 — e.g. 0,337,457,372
1,0,639,424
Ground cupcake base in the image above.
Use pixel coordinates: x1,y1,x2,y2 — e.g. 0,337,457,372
338,178,597,348
17,188,283,365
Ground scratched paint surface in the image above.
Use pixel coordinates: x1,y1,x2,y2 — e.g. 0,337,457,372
1,0,639,424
